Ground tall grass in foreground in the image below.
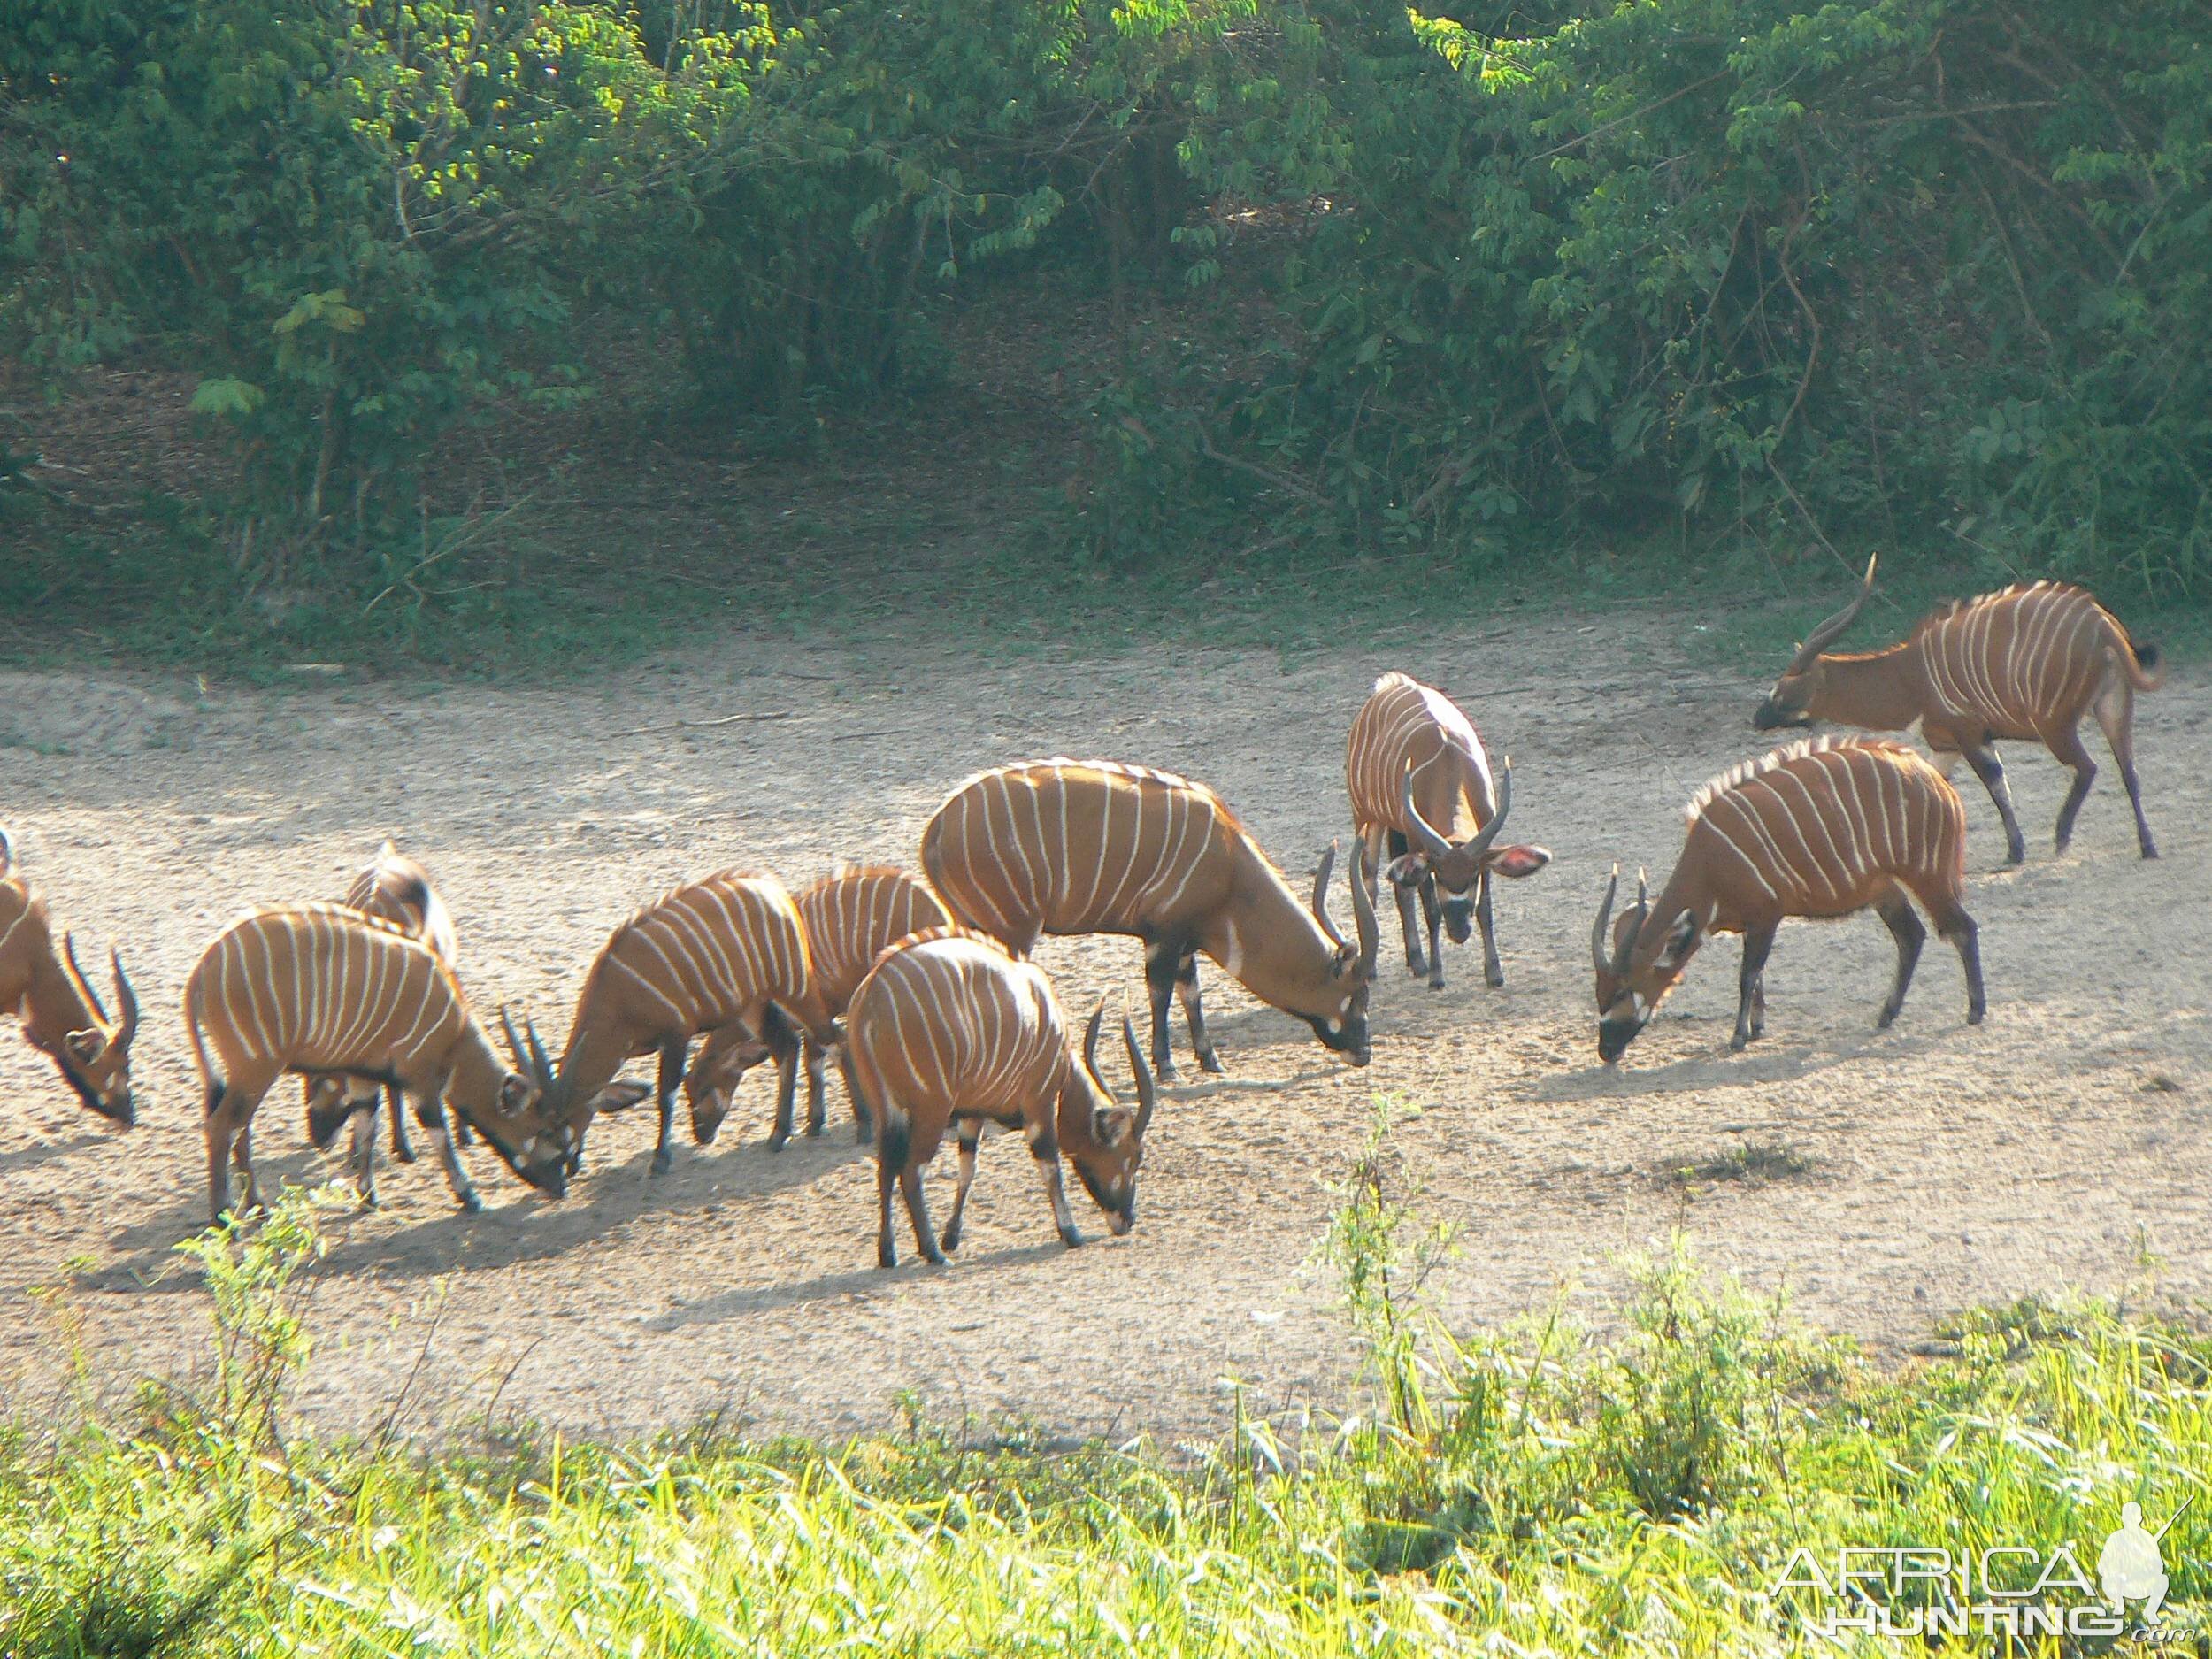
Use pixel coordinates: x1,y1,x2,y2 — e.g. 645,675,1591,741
1,1151,2207,1656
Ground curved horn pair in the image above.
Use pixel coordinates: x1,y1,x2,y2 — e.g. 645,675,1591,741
59,933,134,1044
1589,864,1651,974
1401,756,1514,864
1083,1002,1157,1138
1124,1015,1156,1137
1786,553,1878,673
501,1008,554,1088
1310,841,1379,974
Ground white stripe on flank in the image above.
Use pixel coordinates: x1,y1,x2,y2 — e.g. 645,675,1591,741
603,953,688,1023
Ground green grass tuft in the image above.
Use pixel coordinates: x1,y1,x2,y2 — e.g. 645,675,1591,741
4,1187,2211,1655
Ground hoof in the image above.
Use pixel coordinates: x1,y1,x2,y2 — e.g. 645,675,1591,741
939,1225,963,1253
1485,972,1505,989
649,1149,674,1176
357,1192,380,1212
1197,1052,1225,1076
878,1243,897,1270
1058,1226,1084,1249
1968,1007,1985,1025
920,1245,949,1266
807,1118,826,1138
392,1146,417,1165
457,1190,484,1214
2143,845,2161,860
1404,959,1428,981
1154,1063,1179,1085
1427,977,1445,992
1728,1033,1750,1053
765,1133,790,1155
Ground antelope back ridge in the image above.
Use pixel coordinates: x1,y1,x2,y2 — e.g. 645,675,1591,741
685,864,951,1147
0,827,141,1125
1756,558,2165,861
517,869,837,1176
842,925,1156,1267
303,841,470,1204
921,757,1379,1079
1345,672,1551,990
1593,737,1984,1062
184,903,569,1221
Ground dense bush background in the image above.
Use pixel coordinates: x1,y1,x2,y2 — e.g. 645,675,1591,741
3,0,2206,651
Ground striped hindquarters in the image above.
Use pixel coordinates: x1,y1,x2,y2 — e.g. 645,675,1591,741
186,904,466,1082
588,871,812,1034
920,758,1238,947
1915,581,2131,737
1685,738,1964,915
344,845,459,967
1345,672,1491,837
845,929,1066,1120
795,865,952,1013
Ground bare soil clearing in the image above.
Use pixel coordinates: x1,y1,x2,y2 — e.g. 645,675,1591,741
0,614,2205,1444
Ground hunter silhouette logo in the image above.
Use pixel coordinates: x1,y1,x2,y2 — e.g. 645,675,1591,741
2101,1497,2191,1619
1773,1492,2200,1640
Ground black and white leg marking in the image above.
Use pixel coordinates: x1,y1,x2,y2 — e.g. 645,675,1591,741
416,1094,483,1212
651,1038,686,1174
1027,1116,1080,1248
1732,924,1777,1050
1417,873,1445,991
941,1119,984,1252
1875,894,1927,1028
2049,725,2099,856
1143,936,1182,1081
1474,872,1503,988
1174,950,1223,1074
349,1101,380,1208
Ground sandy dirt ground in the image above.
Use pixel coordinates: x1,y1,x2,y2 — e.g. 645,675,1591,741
0,611,2205,1447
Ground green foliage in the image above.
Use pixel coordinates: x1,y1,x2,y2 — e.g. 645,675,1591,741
0,0,1240,584
1108,0,2212,599
7,1170,2212,1654
6,0,2210,642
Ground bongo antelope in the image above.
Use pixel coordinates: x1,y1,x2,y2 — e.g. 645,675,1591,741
684,864,950,1147
185,903,570,1222
511,870,839,1175
1593,737,1985,1062
1755,557,2165,861
842,926,1156,1266
920,759,1379,1080
0,828,140,1124
303,841,463,1179
1346,672,1551,988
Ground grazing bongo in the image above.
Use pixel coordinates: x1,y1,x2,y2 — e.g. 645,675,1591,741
1592,737,1985,1062
511,870,839,1175
1755,557,2166,861
685,864,950,1147
842,926,1156,1267
920,759,1379,1080
302,841,465,1187
185,904,569,1221
1345,672,1551,988
0,828,140,1125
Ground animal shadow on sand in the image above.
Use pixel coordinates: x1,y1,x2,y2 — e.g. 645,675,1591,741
649,1236,1079,1328
0,1130,107,1177
1533,1021,1958,1102
93,1114,868,1292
